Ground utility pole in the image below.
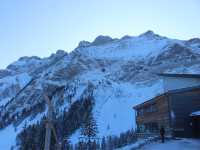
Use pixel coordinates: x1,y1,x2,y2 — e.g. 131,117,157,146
44,94,61,150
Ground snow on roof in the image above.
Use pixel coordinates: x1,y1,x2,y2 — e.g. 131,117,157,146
157,73,200,78
190,111,200,116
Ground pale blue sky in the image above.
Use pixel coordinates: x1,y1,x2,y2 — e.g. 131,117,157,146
0,0,200,69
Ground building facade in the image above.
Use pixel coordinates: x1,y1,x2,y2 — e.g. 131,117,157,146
133,74,200,138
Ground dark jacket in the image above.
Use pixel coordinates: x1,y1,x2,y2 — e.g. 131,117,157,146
160,127,165,136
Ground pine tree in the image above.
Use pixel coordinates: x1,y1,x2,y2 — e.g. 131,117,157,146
96,141,101,150
107,136,114,150
101,137,106,150
81,113,98,139
81,113,98,150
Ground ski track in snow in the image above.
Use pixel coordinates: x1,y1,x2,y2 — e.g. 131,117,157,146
69,79,164,143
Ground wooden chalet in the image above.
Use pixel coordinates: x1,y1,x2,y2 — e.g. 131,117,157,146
133,73,200,138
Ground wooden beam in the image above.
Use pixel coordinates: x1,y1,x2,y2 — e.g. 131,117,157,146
43,93,62,150
44,94,53,150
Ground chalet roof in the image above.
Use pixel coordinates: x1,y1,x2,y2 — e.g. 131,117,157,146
157,73,200,78
133,85,200,110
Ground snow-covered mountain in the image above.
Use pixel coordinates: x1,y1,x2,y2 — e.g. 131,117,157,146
0,31,200,149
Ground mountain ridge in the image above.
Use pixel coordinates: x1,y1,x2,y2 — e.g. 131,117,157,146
0,31,200,149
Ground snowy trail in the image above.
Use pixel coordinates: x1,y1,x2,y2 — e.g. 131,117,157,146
140,138,200,150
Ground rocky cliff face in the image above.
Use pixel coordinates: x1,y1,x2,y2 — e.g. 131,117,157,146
0,31,200,149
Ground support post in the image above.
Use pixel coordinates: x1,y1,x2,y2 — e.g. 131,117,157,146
44,94,53,150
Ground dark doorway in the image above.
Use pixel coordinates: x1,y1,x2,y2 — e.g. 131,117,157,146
192,116,200,138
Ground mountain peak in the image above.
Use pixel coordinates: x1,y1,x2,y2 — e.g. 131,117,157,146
121,35,133,40
143,30,155,35
18,56,41,61
91,35,114,46
56,49,66,55
139,30,161,39
78,40,91,48
187,38,200,44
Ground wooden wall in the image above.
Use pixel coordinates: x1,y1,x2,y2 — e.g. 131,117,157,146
169,88,200,137
136,94,171,133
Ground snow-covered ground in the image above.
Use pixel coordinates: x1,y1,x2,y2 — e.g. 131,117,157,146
164,64,200,74
94,80,164,137
0,73,31,106
77,33,172,60
0,111,46,149
140,139,200,150
69,79,164,144
117,138,200,150
115,138,152,150
190,111,200,116
0,125,17,150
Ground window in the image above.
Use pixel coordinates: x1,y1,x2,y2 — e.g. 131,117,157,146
150,104,157,112
138,122,159,133
144,122,159,132
136,104,157,116
138,124,145,132
137,108,144,116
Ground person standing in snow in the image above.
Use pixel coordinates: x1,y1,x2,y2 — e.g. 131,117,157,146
160,126,165,143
